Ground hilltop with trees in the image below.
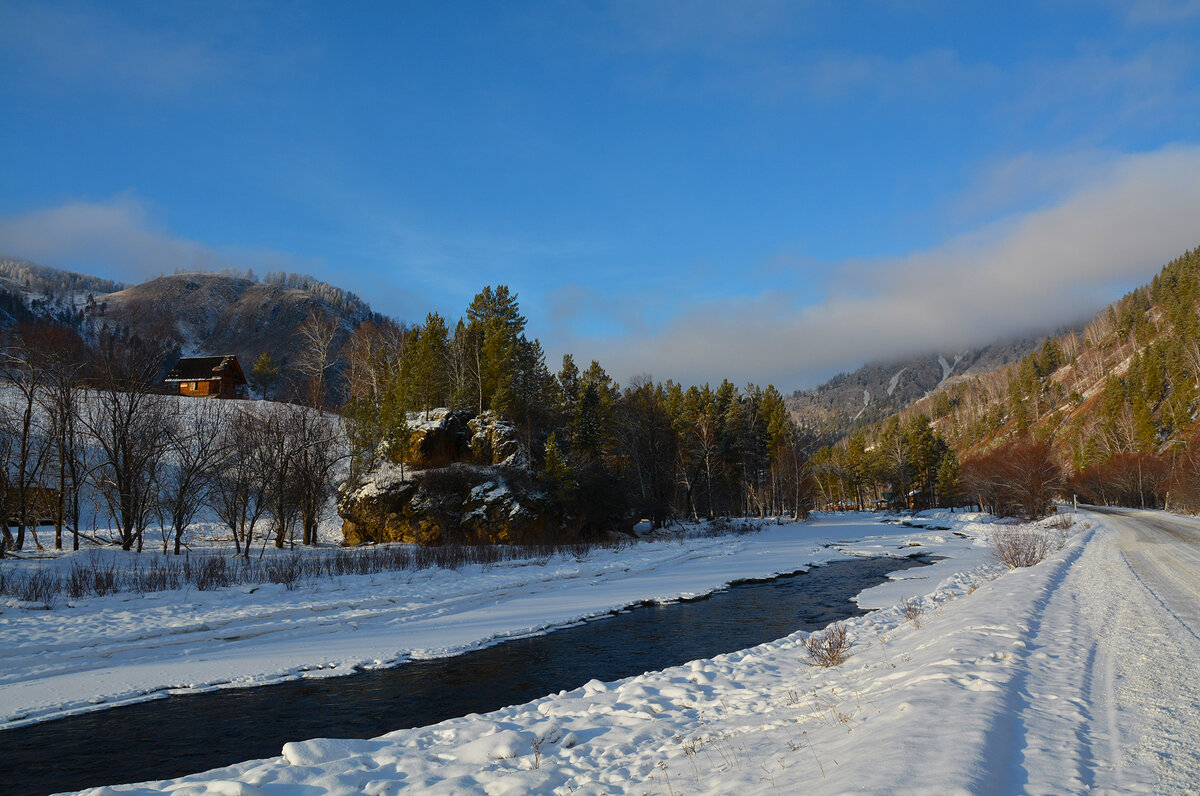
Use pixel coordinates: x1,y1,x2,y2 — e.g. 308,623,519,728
806,245,1200,518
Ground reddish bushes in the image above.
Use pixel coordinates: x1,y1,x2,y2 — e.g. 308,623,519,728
961,437,1064,519
1071,452,1169,509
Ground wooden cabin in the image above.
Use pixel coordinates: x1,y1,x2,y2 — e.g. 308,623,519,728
165,355,247,398
4,485,63,526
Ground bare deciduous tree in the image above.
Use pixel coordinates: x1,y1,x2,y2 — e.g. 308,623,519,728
29,325,88,551
81,339,171,551
295,311,340,409
290,407,343,546
252,408,302,549
209,408,268,558
0,331,52,550
961,437,1065,519
160,399,230,554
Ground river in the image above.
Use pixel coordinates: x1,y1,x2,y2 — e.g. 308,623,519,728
0,553,929,795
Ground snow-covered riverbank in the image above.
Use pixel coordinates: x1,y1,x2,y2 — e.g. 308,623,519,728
1,513,975,731
7,509,1198,794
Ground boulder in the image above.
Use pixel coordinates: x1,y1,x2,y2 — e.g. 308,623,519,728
468,411,526,467
401,409,472,469
339,463,559,546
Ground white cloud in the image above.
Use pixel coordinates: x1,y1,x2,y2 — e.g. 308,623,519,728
0,194,298,281
1112,0,1200,23
559,145,1200,390
0,194,437,322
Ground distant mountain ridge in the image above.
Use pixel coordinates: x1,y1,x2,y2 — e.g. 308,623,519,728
0,255,390,398
787,329,1085,438
806,245,1200,490
0,255,126,299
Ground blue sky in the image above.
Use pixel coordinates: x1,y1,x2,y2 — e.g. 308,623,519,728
2,1,1199,390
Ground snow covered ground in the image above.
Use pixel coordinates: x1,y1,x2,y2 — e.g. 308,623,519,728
5,509,1200,794
1,514,964,731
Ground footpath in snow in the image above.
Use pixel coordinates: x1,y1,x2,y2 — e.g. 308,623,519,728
6,509,1200,794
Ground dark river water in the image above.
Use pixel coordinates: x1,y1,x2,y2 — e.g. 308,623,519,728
1,553,930,795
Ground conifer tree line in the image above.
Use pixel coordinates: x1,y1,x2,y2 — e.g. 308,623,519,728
340,286,813,527
808,245,1200,517
0,324,340,556
7,244,1198,551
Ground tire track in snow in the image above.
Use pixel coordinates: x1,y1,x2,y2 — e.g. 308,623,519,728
970,530,1092,795
1010,529,1108,795
986,512,1200,794
1091,510,1200,792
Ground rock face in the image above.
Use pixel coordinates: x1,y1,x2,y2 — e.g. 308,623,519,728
399,409,525,470
339,409,552,546
403,409,472,469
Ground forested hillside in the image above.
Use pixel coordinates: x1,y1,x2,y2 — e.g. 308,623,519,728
786,333,1068,438
808,245,1200,516
8,245,1199,545
0,257,389,405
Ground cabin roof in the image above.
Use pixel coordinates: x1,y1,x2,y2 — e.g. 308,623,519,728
164,355,247,384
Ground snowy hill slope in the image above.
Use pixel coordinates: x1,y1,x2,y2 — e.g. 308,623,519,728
95,273,362,371
0,256,388,399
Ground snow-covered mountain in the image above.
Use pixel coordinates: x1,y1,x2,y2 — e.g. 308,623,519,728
0,256,388,395
787,331,1082,437
94,272,372,368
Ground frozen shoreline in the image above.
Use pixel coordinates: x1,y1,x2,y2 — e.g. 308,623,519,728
0,514,971,732
8,509,1197,794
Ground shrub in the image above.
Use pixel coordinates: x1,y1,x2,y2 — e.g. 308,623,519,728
264,556,304,589
990,527,1056,568
901,596,924,627
805,621,852,667
1046,512,1074,530
18,569,58,605
192,556,232,591
961,437,1064,519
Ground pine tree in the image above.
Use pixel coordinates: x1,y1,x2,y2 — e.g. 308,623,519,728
251,352,280,400
936,451,962,510
410,312,450,417
542,432,574,503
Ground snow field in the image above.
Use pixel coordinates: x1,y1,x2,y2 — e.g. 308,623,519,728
12,510,1197,794
76,518,1016,795
1,515,978,731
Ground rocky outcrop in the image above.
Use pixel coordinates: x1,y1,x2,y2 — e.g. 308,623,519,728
468,411,526,467
339,409,550,545
397,409,525,470
403,409,473,469
339,464,559,546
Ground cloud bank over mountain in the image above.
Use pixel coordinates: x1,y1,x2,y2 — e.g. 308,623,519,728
556,146,1200,389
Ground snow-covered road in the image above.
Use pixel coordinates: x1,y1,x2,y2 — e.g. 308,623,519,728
1100,506,1200,637
1081,506,1200,792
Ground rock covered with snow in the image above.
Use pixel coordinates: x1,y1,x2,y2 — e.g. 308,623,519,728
385,408,527,471
340,409,554,546
402,408,474,469
340,464,558,546
468,411,526,468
